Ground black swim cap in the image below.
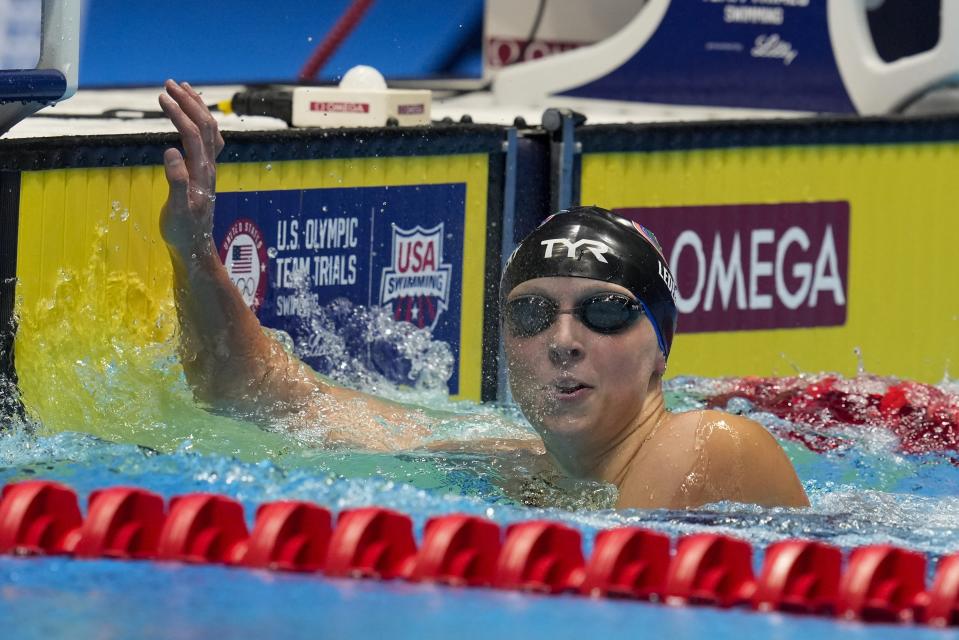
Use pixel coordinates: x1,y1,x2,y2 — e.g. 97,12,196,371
501,206,678,357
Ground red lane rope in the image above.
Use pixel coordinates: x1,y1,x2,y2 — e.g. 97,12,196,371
298,0,376,82
1,480,957,627
703,376,959,457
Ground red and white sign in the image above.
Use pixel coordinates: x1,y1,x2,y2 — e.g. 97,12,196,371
617,202,850,332
485,37,583,68
483,0,643,73
219,218,268,312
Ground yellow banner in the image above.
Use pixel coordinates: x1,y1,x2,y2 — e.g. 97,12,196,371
15,154,491,440
582,144,959,383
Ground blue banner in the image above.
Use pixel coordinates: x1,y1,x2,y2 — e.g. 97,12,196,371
213,183,467,395
562,0,856,113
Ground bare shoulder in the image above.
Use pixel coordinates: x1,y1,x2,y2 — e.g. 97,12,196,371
659,409,785,454
697,410,785,451
666,409,809,508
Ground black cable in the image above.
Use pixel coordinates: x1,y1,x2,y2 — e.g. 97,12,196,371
31,105,223,120
515,0,548,66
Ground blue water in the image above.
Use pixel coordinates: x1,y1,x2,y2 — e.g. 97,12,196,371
3,307,959,636
2,392,959,638
2,555,956,640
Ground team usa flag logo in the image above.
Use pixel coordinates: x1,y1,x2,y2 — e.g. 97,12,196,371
219,218,268,312
379,224,453,330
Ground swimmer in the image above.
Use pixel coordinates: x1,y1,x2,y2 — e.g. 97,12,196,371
158,79,809,509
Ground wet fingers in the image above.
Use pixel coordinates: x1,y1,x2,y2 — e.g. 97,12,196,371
161,81,215,189
177,81,221,157
162,79,225,161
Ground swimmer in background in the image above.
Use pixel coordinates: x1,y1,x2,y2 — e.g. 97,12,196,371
158,80,809,510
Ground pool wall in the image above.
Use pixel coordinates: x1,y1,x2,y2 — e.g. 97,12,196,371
579,119,959,382
2,111,959,418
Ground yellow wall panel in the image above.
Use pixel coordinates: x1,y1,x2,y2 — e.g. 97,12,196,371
581,143,959,382
16,154,491,403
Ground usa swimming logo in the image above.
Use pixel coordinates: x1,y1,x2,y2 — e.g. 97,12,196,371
219,218,267,312
379,224,452,330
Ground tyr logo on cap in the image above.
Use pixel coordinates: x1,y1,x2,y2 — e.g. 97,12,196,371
540,238,610,263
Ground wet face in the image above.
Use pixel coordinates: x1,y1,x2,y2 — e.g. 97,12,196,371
503,277,665,466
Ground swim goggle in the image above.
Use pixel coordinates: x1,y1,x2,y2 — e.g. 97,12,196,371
503,292,644,337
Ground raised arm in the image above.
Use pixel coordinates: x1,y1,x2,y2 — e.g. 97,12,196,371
157,80,427,447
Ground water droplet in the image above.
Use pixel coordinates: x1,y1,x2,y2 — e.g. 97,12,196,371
119,209,129,222
321,205,328,212
853,346,866,375
267,247,278,258
307,35,313,42
265,163,272,171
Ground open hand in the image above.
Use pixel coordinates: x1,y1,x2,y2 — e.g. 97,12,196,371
158,79,225,254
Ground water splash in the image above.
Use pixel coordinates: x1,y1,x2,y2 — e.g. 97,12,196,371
10,223,295,458
289,297,455,399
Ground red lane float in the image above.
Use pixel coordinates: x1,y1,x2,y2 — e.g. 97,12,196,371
579,527,670,599
324,507,417,579
925,554,959,627
495,521,585,593
74,487,165,559
837,545,927,623
157,493,249,565
1,479,957,629
753,540,841,614
409,514,501,586
243,501,332,572
0,480,82,555
665,534,755,607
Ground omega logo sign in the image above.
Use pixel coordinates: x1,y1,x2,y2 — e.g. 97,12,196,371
669,225,845,313
617,202,850,332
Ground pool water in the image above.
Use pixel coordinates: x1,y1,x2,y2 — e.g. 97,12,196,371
3,246,959,637
2,555,955,640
